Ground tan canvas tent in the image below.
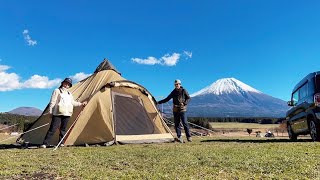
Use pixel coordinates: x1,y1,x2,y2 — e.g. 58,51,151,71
18,59,174,145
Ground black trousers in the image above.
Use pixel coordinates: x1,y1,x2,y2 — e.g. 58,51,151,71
43,115,70,145
173,111,191,138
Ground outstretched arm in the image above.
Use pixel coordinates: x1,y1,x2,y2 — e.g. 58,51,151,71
70,94,87,107
158,92,173,104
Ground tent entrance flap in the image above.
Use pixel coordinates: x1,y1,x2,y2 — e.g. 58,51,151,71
112,92,155,135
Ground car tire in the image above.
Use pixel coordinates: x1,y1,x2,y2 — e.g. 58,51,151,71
287,124,297,141
309,120,320,142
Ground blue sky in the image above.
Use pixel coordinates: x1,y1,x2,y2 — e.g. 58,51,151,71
1,1,320,112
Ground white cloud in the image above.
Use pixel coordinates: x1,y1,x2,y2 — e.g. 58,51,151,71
131,57,161,65
132,51,192,66
0,65,10,72
183,51,193,59
0,71,21,91
0,64,61,91
0,63,93,91
70,72,91,82
161,53,181,66
22,75,61,89
22,29,37,46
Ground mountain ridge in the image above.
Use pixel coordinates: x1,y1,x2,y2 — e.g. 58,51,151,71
191,77,262,96
187,78,288,117
8,107,42,117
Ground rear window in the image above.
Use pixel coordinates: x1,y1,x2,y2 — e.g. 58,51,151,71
316,75,320,93
299,83,308,99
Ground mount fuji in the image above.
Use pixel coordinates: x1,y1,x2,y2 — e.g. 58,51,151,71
187,78,288,117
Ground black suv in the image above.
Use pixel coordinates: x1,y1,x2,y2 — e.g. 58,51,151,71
287,72,320,141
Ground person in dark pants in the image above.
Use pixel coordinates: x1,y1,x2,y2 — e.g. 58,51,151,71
42,116,70,147
157,79,191,143
40,78,87,148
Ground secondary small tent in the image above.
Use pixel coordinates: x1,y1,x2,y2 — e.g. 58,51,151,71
19,59,174,145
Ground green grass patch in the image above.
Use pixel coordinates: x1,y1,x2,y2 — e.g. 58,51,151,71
0,137,320,179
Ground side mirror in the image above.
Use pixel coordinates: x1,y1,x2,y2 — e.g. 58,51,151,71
287,101,294,107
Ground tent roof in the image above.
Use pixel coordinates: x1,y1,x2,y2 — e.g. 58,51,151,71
94,59,121,74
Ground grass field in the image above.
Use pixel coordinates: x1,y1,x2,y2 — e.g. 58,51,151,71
0,136,320,179
210,122,279,129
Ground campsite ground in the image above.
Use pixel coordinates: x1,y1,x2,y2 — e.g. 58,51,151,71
210,122,279,129
0,132,319,179
208,122,288,137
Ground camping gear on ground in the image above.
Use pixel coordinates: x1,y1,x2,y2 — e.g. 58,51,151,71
265,131,275,138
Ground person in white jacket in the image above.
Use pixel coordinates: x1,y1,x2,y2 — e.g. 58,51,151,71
40,78,87,148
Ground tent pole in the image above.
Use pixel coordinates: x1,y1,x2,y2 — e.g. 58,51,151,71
0,123,49,143
53,106,85,151
188,122,215,134
53,90,98,151
164,102,215,134
0,123,18,131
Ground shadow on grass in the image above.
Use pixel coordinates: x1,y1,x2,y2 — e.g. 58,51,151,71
0,144,22,150
201,138,313,143
0,144,60,150
0,141,114,150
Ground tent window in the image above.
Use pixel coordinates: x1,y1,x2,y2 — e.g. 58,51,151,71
113,94,155,135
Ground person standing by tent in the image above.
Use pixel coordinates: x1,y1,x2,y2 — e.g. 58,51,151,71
40,78,87,148
157,79,192,143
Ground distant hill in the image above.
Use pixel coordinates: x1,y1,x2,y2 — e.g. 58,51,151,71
8,107,42,117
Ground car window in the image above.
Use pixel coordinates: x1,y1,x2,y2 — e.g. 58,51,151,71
292,90,299,105
299,83,308,100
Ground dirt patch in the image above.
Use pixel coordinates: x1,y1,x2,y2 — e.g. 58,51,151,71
10,172,67,180
11,173,56,180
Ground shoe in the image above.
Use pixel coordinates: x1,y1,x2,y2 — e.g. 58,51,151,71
177,137,184,143
187,137,192,142
40,145,46,149
59,144,65,147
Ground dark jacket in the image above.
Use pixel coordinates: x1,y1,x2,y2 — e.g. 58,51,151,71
158,87,191,112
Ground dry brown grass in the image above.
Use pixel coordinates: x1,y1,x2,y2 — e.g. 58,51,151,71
0,133,19,144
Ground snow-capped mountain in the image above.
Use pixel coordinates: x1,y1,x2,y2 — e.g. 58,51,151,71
191,78,261,96
187,78,288,117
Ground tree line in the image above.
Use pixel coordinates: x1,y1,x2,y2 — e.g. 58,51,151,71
0,113,38,132
186,117,285,130
1,112,285,133
188,117,285,124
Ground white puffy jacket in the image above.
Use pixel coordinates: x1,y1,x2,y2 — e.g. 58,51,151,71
49,88,82,116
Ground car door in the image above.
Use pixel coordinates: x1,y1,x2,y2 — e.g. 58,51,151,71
289,83,309,133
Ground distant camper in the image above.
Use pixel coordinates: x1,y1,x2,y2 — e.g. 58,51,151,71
157,79,192,143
